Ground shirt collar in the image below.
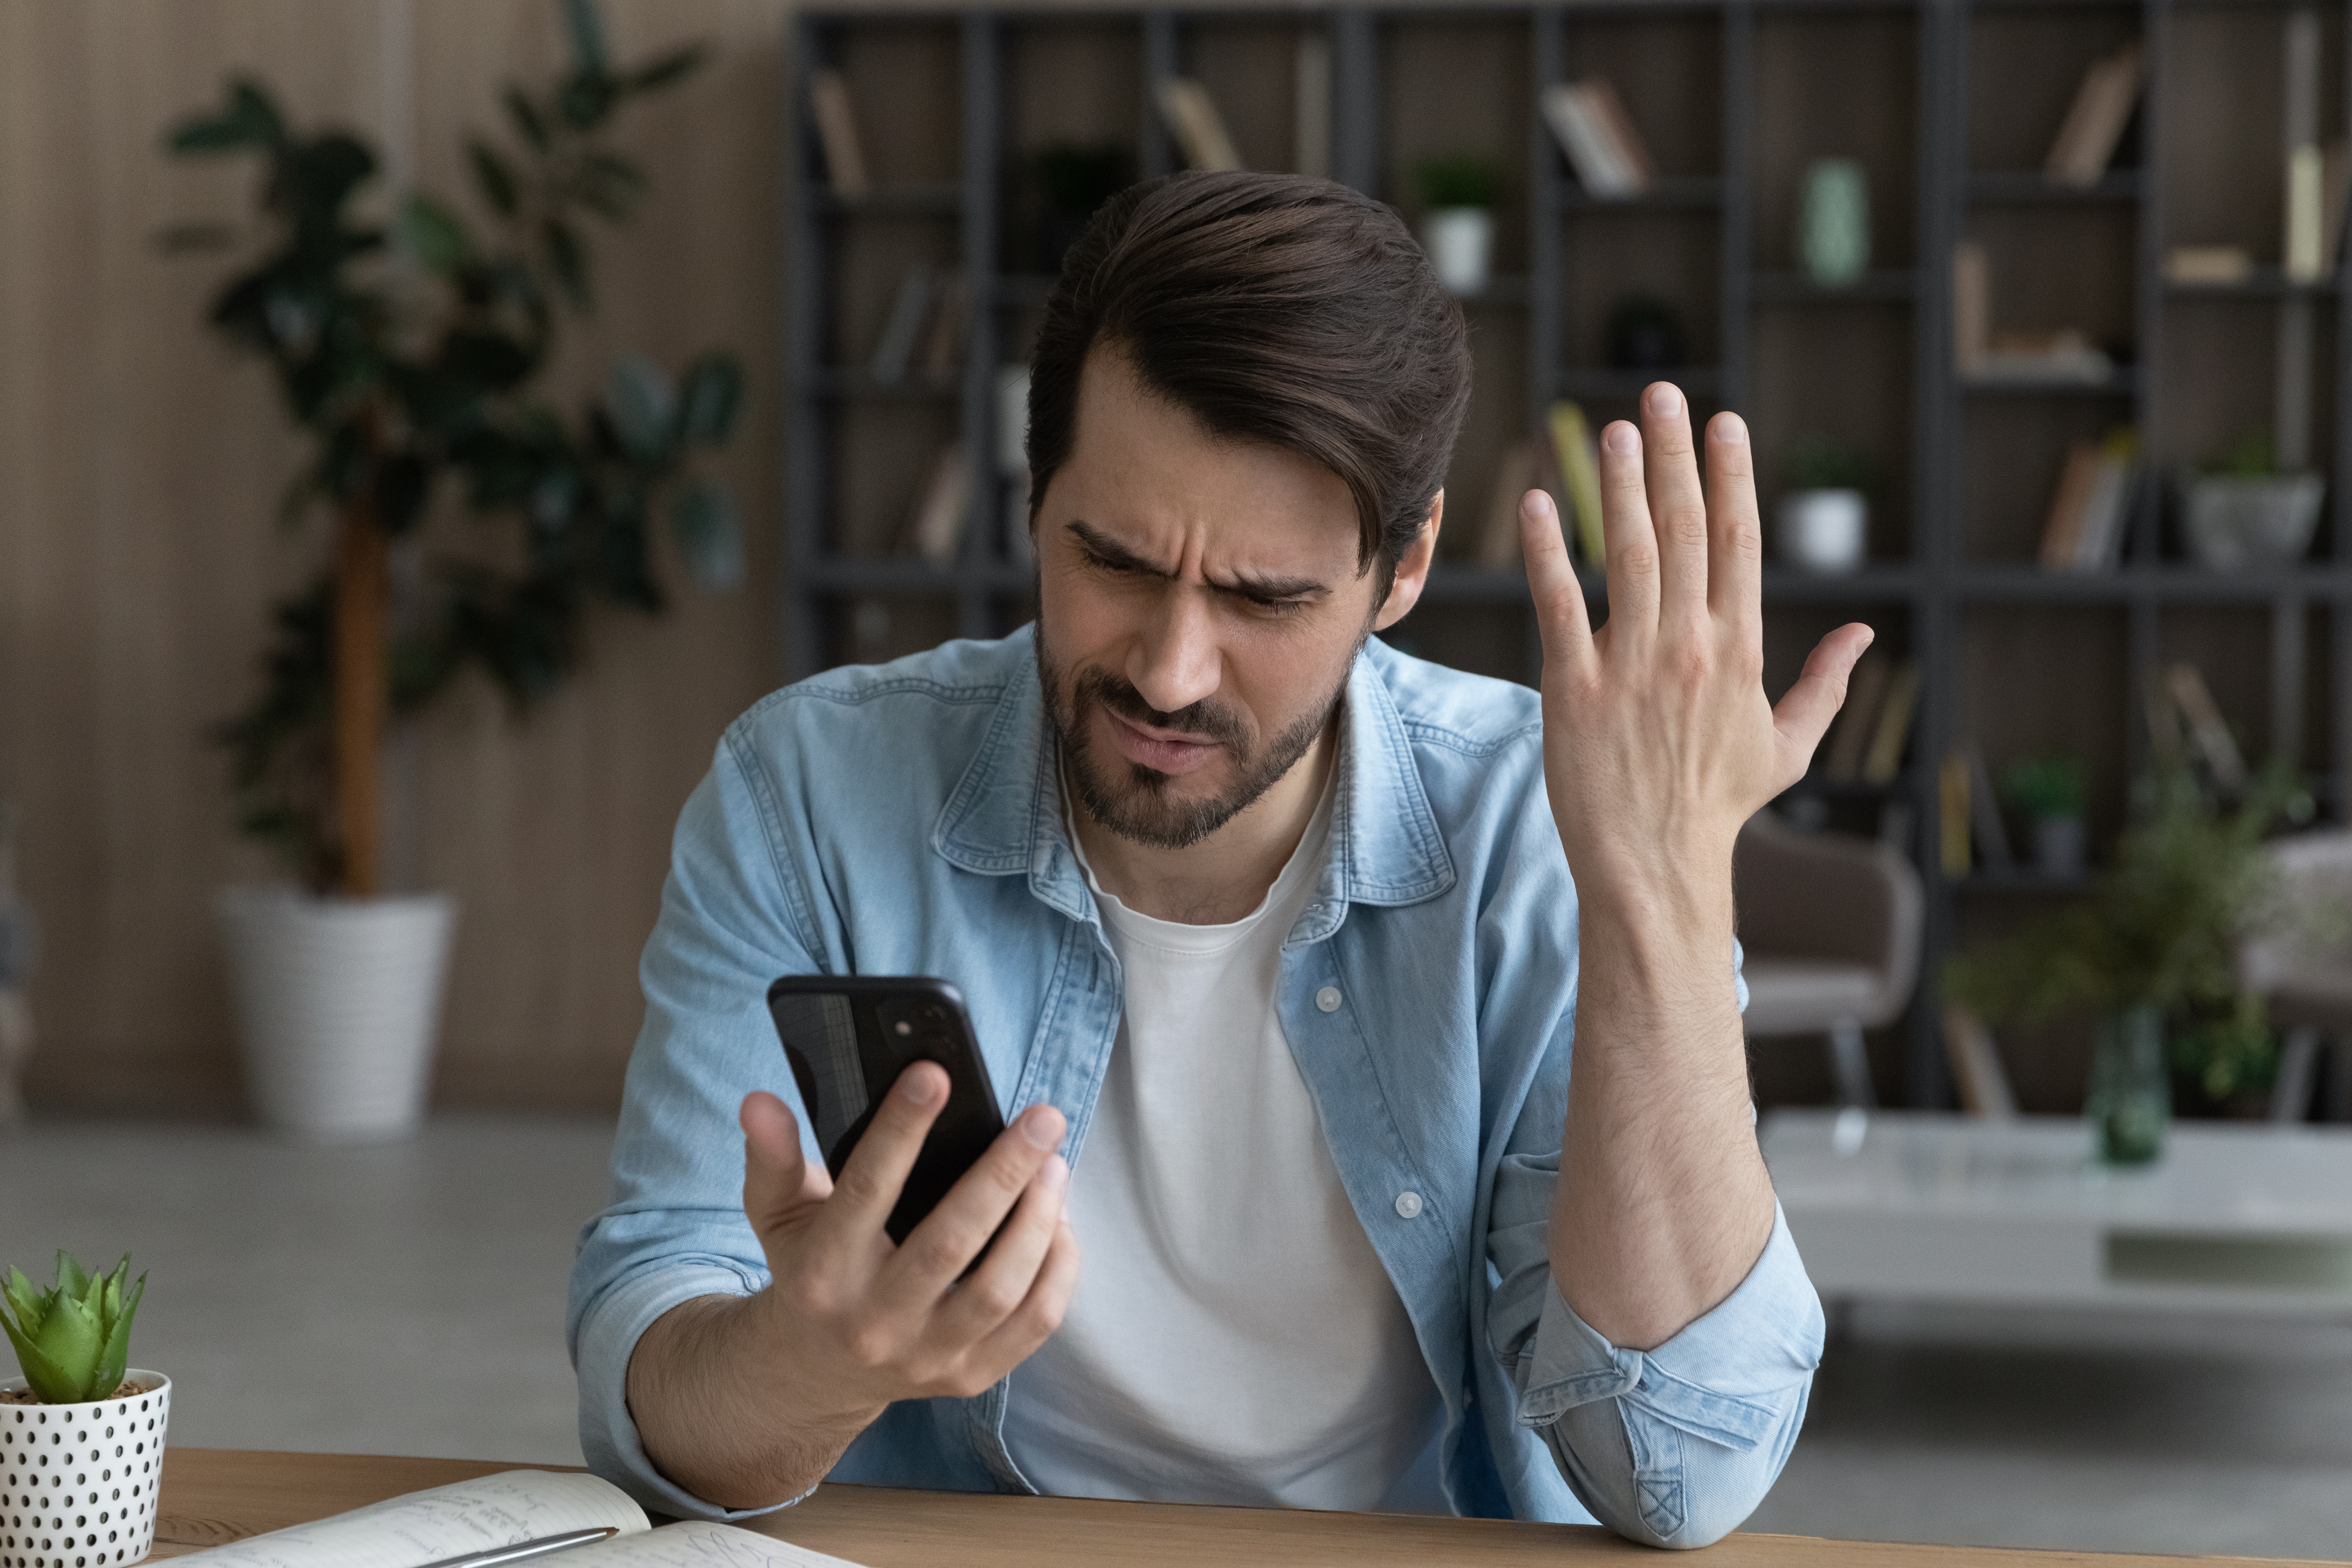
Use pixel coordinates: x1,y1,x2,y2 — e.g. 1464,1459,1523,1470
931,627,1456,930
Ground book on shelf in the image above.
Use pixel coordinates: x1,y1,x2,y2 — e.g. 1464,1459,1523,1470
1963,746,2013,869
1546,401,1607,566
868,264,937,385
901,441,972,565
808,69,870,199
2162,661,2247,792
1951,241,1990,375
1475,439,1543,568
1942,1005,2019,1119
1977,328,2114,386
2285,10,2325,283
1938,749,1972,877
2043,43,2142,190
168,1469,862,1568
2163,245,2254,286
2326,138,2351,273
1540,78,1655,198
1821,651,1892,782
1157,78,1243,172
2036,426,2138,572
1860,658,1920,786
1294,32,1332,179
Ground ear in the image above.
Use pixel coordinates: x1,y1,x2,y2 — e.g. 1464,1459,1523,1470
1371,492,1444,633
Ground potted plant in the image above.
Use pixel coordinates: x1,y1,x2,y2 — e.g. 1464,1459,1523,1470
1946,766,2313,1162
2178,430,2326,570
1409,153,1505,297
1776,435,1880,574
165,0,744,1142
2000,753,2090,877
2,1253,167,1568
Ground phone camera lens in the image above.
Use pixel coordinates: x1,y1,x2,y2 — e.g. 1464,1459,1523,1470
893,1021,912,1037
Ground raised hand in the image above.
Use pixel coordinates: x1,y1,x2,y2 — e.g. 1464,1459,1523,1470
1519,383,1873,904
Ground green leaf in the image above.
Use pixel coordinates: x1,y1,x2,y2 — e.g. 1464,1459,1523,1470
399,194,474,275
94,1272,143,1397
542,218,589,310
606,353,675,462
167,78,285,155
628,44,706,94
561,0,609,74
30,1288,101,1400
556,71,616,131
671,480,745,590
502,86,551,153
2,1267,45,1338
2,1307,82,1404
466,139,520,217
54,1250,89,1302
677,353,743,445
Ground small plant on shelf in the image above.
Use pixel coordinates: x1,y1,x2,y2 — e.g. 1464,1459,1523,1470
1408,153,1506,213
2000,752,2090,876
1777,435,1879,574
2,1252,147,1404
1409,153,1505,297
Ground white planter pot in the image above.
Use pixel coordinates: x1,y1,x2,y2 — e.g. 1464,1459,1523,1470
2179,472,2325,569
1420,207,1494,296
1776,488,1869,573
0,1372,170,1568
216,888,457,1143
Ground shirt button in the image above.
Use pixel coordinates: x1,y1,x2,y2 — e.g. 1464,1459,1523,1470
1316,985,1343,1013
1394,1190,1423,1219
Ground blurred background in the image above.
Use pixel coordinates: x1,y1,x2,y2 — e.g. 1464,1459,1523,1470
3,0,2350,1558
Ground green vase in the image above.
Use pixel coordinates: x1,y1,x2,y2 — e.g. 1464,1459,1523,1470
2086,1005,2170,1166
1799,158,1871,286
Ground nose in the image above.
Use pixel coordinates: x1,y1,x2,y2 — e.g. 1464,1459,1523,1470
1126,585,1222,718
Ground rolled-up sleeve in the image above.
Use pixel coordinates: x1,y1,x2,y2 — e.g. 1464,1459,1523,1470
1487,1155,1823,1549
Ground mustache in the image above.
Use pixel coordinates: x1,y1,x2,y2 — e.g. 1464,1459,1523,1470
1073,666,1249,751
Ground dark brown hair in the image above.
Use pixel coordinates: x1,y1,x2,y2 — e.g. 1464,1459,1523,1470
1025,171,1472,591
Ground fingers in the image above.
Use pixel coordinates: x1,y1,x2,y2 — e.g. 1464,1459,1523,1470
1637,383,1711,621
823,1061,950,1234
1595,417,1660,635
934,1151,1070,1342
741,1091,831,1241
1770,622,1877,788
1702,412,1764,629
1518,488,1595,678
966,1216,1083,1373
880,1102,1067,1297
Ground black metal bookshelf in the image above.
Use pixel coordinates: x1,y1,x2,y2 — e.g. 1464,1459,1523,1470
785,0,2352,1109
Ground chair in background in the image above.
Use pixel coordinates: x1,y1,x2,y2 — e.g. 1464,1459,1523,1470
2240,828,2352,1125
1734,811,1924,1108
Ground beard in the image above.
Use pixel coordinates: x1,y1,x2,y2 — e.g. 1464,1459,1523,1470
1036,631,1352,852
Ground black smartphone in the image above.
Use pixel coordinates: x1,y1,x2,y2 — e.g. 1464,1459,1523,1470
766,976,1007,1245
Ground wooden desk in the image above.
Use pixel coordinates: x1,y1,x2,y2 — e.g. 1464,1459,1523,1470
151,1448,2342,1568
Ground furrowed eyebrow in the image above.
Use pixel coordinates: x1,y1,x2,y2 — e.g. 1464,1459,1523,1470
1064,520,1329,601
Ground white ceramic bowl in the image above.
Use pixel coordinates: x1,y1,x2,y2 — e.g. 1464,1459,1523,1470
0,1373,170,1568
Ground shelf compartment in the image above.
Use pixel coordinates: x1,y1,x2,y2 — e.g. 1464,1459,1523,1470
1752,270,1919,303
1954,565,2352,602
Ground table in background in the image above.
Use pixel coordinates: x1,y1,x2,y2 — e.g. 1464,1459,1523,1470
1765,1109,2352,1316
151,1449,2346,1568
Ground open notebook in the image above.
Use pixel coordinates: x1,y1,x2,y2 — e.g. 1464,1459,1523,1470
174,1471,863,1568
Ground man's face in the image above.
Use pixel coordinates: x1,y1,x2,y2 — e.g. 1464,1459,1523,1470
1033,347,1433,850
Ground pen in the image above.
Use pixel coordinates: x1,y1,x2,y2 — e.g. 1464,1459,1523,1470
413,1527,621,1568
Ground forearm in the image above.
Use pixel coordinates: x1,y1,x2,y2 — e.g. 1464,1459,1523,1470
626,1293,882,1511
1551,838,1775,1349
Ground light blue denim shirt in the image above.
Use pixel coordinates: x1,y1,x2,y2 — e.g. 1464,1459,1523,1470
568,626,1823,1549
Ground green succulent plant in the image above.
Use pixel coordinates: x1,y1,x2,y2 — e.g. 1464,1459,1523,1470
2,1252,147,1404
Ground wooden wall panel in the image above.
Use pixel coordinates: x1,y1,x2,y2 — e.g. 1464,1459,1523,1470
0,0,788,1116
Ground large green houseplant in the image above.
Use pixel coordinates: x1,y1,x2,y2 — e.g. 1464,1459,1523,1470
1946,764,2313,1159
167,0,742,1139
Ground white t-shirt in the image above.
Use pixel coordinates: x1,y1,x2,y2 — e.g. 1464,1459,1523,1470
1002,772,1445,1511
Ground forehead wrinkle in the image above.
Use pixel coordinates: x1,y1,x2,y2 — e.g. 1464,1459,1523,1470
1064,518,1332,600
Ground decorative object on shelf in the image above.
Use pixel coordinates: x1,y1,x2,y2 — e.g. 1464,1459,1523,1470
163,0,743,1141
1539,77,1653,199
2162,244,2253,286
2035,426,2138,572
1604,293,1685,372
2043,42,2143,191
1155,78,1242,172
1031,141,1133,275
1410,153,1504,297
2085,1004,2169,1164
2,1251,169,1566
1776,435,1878,574
1950,241,2117,384
2177,430,2325,571
1999,753,2089,877
1797,157,1870,287
1544,401,1605,566
807,67,869,197
0,800,33,1129
1945,764,2316,1147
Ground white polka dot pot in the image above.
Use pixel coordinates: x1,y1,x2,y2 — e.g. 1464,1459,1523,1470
0,1373,170,1568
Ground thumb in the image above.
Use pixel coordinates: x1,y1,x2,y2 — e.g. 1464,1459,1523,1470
740,1090,830,1247
1771,622,1875,787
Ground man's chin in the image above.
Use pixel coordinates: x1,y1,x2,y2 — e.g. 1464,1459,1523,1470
1070,755,1249,851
